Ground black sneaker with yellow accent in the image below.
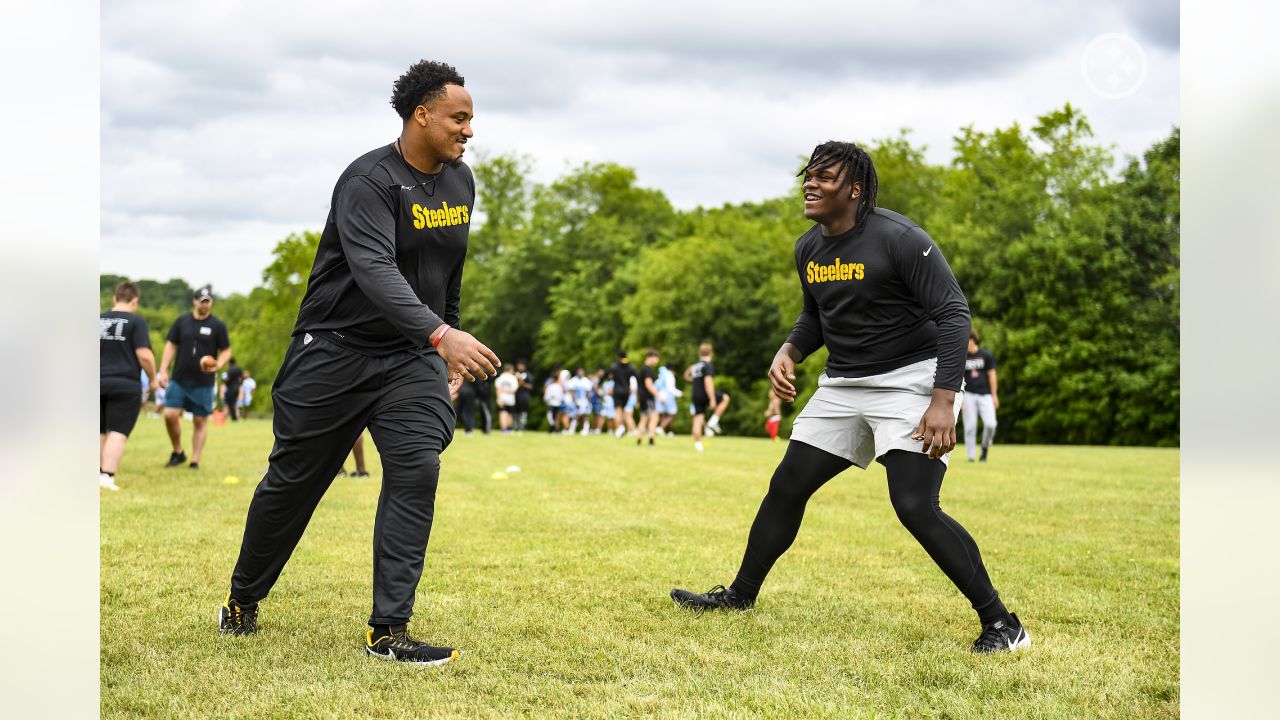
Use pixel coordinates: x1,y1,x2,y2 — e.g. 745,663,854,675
972,613,1030,654
365,625,458,666
670,584,755,611
218,597,258,636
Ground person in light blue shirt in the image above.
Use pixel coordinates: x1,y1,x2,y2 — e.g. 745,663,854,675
655,362,681,435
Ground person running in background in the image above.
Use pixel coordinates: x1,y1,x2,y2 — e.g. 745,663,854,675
764,388,783,442
558,368,577,433
590,368,607,434
101,281,157,490
157,286,231,470
607,350,638,439
543,367,565,433
962,329,999,463
599,371,617,434
495,364,518,433
655,362,681,436
337,434,371,478
567,367,593,435
474,376,493,434
238,371,256,419
636,349,661,445
513,359,533,433
686,343,717,452
221,358,244,421
455,375,479,435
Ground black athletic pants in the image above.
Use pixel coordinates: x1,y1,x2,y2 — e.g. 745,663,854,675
732,441,1004,620
229,333,455,625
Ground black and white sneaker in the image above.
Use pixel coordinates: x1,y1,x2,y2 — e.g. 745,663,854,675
218,597,258,636
670,584,755,611
165,451,187,468
972,613,1030,653
365,626,458,666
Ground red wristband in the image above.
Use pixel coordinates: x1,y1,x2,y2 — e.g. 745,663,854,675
430,324,451,348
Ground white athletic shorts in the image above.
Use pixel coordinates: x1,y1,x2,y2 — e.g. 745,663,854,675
789,357,963,468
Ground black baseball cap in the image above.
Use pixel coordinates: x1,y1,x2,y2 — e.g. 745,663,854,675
193,286,214,301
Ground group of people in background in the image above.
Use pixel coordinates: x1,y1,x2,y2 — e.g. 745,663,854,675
100,282,244,489
451,343,733,453
101,280,1002,488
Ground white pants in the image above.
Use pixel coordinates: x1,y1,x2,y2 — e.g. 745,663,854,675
961,393,997,459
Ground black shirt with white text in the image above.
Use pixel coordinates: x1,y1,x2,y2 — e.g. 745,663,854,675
167,313,230,388
100,311,151,386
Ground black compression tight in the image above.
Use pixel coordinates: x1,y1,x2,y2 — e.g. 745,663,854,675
731,442,1006,622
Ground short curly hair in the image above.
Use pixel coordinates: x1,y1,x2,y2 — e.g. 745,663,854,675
390,60,465,120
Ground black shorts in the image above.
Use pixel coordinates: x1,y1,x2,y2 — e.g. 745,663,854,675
611,391,630,410
694,391,726,416
101,379,142,436
514,392,530,412
637,397,656,414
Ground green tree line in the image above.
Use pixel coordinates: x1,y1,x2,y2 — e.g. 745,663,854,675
103,104,1178,446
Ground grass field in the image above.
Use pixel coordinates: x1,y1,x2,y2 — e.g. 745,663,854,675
101,417,1179,719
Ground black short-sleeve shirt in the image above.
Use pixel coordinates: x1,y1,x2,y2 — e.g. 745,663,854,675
964,348,997,395
636,365,657,401
167,313,230,387
608,361,636,397
689,360,714,402
100,311,151,386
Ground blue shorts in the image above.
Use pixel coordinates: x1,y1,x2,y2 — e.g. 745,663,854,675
166,381,214,417
657,397,678,415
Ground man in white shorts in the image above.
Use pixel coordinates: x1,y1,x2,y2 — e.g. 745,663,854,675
962,329,999,462
671,140,1028,655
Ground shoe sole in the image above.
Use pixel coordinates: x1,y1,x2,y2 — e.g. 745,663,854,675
365,646,459,666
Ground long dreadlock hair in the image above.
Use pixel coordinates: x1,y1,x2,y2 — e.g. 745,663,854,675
798,141,879,230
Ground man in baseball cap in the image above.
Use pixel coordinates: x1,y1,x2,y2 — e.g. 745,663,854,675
156,285,231,470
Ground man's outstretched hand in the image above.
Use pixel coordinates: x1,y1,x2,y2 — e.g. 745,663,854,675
436,328,500,381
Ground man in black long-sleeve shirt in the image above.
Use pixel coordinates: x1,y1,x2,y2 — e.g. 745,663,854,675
220,60,500,667
671,141,1028,655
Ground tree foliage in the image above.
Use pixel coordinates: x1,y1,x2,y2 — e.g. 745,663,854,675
103,106,1179,445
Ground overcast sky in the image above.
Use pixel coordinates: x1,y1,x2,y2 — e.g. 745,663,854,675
102,0,1179,295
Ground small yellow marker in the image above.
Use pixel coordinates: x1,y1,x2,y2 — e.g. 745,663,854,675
222,476,241,485
490,472,509,480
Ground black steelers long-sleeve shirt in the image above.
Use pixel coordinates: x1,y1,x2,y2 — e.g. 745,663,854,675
294,143,475,356
785,207,971,391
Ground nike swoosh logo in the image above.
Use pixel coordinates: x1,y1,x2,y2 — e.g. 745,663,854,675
923,246,934,256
